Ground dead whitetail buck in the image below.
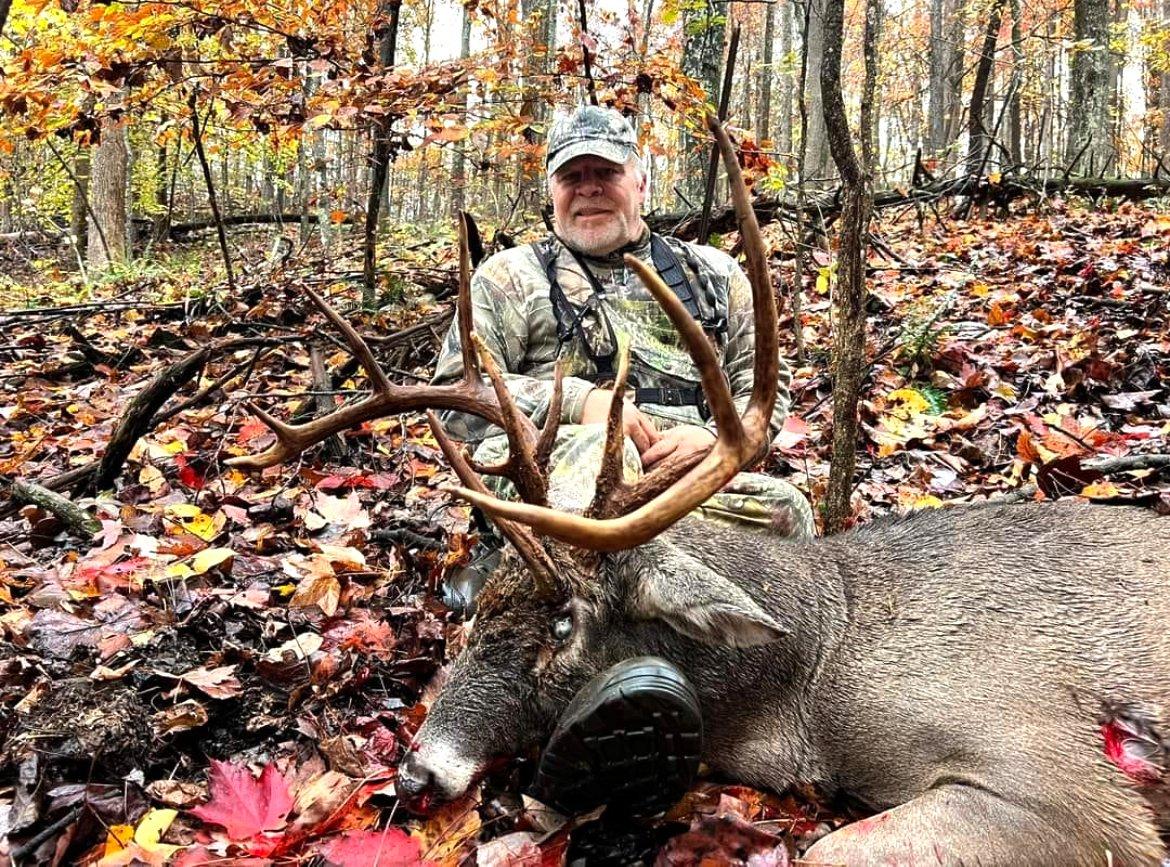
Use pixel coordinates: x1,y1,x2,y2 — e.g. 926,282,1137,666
229,117,1170,865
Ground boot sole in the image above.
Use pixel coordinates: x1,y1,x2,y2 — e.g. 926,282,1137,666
531,656,702,817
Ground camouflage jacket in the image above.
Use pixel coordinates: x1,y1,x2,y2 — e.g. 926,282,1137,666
431,228,792,444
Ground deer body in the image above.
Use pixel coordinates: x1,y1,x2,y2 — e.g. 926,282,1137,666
405,502,1170,865
667,502,1169,864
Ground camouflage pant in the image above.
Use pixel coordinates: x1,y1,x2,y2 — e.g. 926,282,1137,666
472,424,815,539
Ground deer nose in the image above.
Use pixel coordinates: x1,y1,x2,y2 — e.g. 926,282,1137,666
397,750,436,806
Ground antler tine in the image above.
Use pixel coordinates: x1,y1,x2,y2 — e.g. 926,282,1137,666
427,412,558,593
709,113,779,433
534,361,564,470
227,280,507,470
445,114,778,551
457,212,481,382
470,333,548,506
304,286,394,395
586,346,632,518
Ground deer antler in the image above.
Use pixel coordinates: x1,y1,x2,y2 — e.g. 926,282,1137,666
445,114,779,551
227,212,561,590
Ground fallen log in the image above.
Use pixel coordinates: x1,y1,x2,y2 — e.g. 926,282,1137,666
9,480,100,538
648,174,1170,240
91,347,211,493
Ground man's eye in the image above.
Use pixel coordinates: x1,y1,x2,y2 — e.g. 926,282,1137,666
550,615,573,642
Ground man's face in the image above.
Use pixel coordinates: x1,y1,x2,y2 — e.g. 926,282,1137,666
550,155,647,256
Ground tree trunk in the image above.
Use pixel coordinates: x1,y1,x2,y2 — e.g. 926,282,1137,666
966,0,1007,174
71,148,90,255
927,0,946,153
821,0,877,533
86,117,129,270
518,0,547,217
801,0,835,185
681,1,728,202
452,5,473,217
941,0,966,157
1067,0,1114,173
778,0,795,155
1162,0,1170,159
1007,0,1023,164
362,0,402,306
758,0,776,142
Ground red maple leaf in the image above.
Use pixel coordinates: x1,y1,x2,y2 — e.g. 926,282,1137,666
189,760,293,841
317,828,429,867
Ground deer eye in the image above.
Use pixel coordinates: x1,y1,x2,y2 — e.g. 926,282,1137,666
550,614,573,643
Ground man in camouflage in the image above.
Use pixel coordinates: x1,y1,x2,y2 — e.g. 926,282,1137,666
430,105,813,817
432,105,813,532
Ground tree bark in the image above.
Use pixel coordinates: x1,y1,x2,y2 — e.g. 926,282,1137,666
362,0,402,305
927,0,946,153
452,7,473,217
86,117,129,270
966,0,1007,174
1161,0,1170,158
188,90,236,291
71,148,90,256
778,0,795,155
758,0,776,142
1007,0,1023,164
681,0,728,202
801,0,835,185
1068,0,1114,173
820,0,877,533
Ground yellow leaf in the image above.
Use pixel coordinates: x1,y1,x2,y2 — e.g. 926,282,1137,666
103,825,134,856
189,547,235,575
815,265,834,295
1081,481,1122,499
164,504,220,542
415,796,482,865
165,562,195,580
885,388,931,418
135,809,178,850
899,492,944,510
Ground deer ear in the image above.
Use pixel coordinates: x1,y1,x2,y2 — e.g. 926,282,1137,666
627,546,788,648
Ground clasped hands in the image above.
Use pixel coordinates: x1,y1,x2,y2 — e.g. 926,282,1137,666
580,388,715,470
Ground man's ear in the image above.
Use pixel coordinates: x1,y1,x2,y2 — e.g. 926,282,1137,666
625,545,789,648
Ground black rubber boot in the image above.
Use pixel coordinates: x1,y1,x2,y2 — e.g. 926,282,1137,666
531,656,703,817
441,546,502,617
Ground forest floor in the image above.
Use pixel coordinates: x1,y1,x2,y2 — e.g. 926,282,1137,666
0,198,1168,865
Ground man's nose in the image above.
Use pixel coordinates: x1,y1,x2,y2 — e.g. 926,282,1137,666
577,172,603,195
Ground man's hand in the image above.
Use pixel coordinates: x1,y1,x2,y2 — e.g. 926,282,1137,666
640,425,717,470
580,389,661,454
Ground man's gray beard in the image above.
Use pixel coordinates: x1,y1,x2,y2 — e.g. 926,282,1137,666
559,218,641,257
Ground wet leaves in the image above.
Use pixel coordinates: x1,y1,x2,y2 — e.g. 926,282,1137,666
0,203,1166,863
189,761,293,841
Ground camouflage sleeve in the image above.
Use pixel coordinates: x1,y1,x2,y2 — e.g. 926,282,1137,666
704,260,792,444
430,251,596,443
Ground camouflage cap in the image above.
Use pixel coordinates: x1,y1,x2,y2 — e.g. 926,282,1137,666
546,106,639,177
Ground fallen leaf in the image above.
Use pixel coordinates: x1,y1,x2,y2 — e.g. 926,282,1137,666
189,760,293,841
658,812,790,866
414,795,482,866
174,664,242,699
317,827,428,867
146,779,206,809
153,699,210,736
